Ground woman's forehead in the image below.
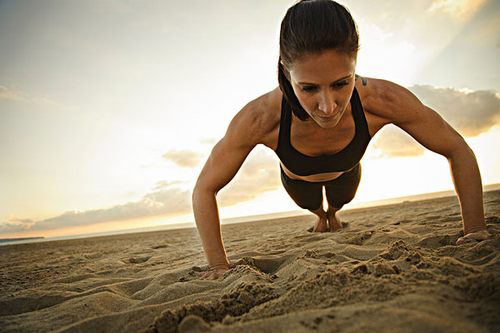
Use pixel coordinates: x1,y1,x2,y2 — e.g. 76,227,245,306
289,50,356,84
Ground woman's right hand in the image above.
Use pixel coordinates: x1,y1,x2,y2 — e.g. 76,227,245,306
199,265,231,280
456,229,491,245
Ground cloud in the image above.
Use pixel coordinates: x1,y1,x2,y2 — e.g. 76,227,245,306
428,0,487,20
199,137,217,145
411,85,500,136
153,180,185,191
217,148,281,206
0,85,62,108
158,146,281,207
0,184,191,233
372,85,500,157
163,150,204,168
372,126,426,157
0,143,282,234
0,86,25,102
0,148,281,234
0,218,36,232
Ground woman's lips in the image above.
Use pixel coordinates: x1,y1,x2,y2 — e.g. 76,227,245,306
316,114,335,119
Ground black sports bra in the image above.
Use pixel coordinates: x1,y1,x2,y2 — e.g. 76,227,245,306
274,87,371,176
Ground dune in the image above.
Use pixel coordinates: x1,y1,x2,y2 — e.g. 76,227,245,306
1,190,499,332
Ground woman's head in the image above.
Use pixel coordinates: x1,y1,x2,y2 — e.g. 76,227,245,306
278,0,360,123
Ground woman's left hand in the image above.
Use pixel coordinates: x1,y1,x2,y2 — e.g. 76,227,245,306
456,229,491,245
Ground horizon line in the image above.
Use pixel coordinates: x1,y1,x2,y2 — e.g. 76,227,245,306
1,182,499,246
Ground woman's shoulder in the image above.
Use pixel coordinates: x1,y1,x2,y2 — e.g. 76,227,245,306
244,86,282,123
356,76,420,124
230,87,282,144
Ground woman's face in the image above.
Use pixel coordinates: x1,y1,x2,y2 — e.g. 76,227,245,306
286,49,357,128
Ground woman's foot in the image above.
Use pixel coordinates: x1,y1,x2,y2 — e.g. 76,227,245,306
327,209,342,232
306,207,329,232
312,216,329,232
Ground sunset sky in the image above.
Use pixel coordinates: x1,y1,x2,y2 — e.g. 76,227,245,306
1,0,499,239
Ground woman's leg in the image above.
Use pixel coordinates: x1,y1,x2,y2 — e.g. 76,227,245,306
324,163,362,231
280,167,328,232
326,206,342,231
309,206,329,232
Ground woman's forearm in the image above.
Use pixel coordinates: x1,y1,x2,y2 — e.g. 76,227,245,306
192,186,230,267
448,144,486,234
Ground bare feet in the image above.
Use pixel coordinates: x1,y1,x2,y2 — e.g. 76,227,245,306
307,208,329,232
327,210,342,232
310,216,329,232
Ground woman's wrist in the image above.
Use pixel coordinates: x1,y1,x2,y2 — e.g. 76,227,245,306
464,225,487,235
208,263,230,270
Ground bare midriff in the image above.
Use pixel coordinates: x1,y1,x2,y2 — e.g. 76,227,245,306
280,162,345,183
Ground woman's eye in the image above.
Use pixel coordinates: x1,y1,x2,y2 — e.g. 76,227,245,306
300,81,348,92
301,86,317,92
333,81,348,89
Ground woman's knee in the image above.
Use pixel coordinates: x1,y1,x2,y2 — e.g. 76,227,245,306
281,168,323,210
286,188,323,210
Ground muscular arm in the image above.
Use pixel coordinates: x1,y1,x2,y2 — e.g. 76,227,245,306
368,80,489,242
193,140,253,270
192,92,276,273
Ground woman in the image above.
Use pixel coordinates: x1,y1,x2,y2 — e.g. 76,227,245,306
192,0,491,280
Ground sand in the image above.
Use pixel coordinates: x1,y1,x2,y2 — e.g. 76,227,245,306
1,190,499,333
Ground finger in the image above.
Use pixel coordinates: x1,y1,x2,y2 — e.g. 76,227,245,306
468,234,489,241
474,230,491,239
463,230,491,241
456,235,478,245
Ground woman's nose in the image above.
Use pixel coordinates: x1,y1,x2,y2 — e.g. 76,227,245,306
317,92,337,115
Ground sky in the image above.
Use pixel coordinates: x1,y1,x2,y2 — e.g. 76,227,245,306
0,0,499,239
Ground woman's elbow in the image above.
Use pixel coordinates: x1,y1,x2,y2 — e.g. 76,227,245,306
446,137,475,161
192,179,218,201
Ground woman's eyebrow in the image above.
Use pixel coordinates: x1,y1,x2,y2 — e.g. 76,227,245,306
298,74,353,86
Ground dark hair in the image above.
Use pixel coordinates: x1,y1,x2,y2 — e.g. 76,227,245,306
278,0,360,120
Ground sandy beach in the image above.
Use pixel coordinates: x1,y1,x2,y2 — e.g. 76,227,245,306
1,190,499,333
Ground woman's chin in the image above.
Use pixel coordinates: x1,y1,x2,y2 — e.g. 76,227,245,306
313,116,341,128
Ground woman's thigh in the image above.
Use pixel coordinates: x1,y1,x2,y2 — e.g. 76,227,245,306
280,167,323,210
324,163,362,209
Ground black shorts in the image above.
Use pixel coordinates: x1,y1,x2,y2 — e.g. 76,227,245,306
280,163,361,211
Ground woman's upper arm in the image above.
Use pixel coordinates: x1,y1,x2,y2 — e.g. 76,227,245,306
371,80,466,159
194,100,267,193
